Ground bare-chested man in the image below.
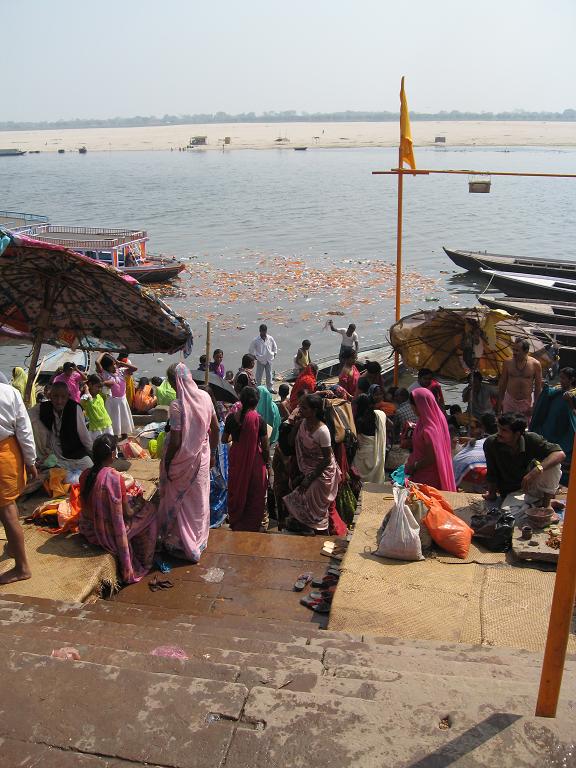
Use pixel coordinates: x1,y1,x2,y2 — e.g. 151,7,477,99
497,338,542,418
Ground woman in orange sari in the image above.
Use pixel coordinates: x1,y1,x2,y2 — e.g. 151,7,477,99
289,364,318,409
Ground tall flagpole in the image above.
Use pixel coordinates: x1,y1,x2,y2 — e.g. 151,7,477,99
535,432,576,717
394,98,405,386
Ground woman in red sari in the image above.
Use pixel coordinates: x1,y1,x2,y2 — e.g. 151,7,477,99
223,387,270,531
289,364,318,409
338,349,359,397
79,434,158,583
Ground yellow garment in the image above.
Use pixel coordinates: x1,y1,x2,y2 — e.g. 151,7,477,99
481,309,510,351
125,374,135,408
11,366,36,406
0,435,25,505
43,468,71,498
400,76,416,170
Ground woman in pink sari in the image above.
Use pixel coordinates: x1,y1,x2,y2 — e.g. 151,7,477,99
223,387,270,531
284,394,342,533
159,363,219,561
79,435,158,583
405,387,456,491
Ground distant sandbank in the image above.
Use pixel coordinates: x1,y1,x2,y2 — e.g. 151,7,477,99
0,121,575,153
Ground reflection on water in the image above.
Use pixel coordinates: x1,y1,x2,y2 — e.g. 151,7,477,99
1,145,575,377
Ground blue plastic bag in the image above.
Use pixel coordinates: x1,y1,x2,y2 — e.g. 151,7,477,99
390,464,407,486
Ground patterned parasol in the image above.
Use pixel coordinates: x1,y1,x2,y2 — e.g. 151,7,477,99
389,306,556,381
0,229,193,402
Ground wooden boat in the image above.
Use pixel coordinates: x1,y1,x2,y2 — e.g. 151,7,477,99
524,322,576,347
479,270,576,302
444,247,576,279
477,296,576,327
9,220,185,284
78,146,87,154
0,148,26,157
279,342,397,383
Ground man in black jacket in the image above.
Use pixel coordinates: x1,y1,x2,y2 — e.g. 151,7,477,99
32,381,93,472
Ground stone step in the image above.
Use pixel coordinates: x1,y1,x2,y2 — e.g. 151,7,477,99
0,651,249,768
223,686,576,768
2,628,570,715
0,621,324,679
322,642,576,674
0,605,323,662
0,593,352,643
0,735,160,767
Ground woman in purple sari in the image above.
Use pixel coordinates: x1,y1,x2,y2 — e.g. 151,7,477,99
159,363,220,561
223,387,270,531
283,394,341,533
79,434,158,584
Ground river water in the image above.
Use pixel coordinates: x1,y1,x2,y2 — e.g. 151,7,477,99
2,145,576,380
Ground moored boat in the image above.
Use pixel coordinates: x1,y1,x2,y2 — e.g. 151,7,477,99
444,247,576,280
477,296,576,327
0,148,26,157
279,341,397,383
6,220,185,284
479,269,576,302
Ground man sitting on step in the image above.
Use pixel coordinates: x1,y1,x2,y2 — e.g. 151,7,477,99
30,381,93,474
483,413,564,511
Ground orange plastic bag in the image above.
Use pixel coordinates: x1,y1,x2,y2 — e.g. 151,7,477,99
413,484,473,559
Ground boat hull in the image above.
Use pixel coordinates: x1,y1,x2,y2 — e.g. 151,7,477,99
444,247,576,279
477,296,576,326
482,272,576,302
122,263,185,284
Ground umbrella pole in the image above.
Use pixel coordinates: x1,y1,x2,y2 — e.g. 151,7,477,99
204,321,211,386
24,332,44,406
394,145,404,386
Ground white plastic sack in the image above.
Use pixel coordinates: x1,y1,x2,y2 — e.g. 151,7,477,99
374,485,424,561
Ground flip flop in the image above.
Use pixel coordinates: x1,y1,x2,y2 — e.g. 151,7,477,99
293,572,313,591
311,574,339,588
300,595,321,609
311,601,331,614
148,575,160,592
157,579,174,590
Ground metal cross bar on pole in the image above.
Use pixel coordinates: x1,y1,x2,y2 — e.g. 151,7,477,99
373,169,576,179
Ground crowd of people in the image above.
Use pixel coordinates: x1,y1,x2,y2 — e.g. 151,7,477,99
0,326,574,588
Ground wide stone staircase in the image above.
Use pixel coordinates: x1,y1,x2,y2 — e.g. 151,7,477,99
0,593,575,767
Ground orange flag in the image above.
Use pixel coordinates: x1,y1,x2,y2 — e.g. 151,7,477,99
399,76,416,170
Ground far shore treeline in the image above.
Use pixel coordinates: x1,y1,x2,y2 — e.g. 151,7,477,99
2,108,576,132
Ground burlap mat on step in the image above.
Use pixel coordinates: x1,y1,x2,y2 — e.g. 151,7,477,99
0,525,118,602
328,486,576,652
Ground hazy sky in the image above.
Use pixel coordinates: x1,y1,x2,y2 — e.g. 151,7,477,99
3,0,575,121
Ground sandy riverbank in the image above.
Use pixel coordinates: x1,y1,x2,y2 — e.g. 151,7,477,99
0,121,575,153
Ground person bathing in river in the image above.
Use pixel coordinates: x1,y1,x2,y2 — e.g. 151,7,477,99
328,320,359,363
497,338,542,419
